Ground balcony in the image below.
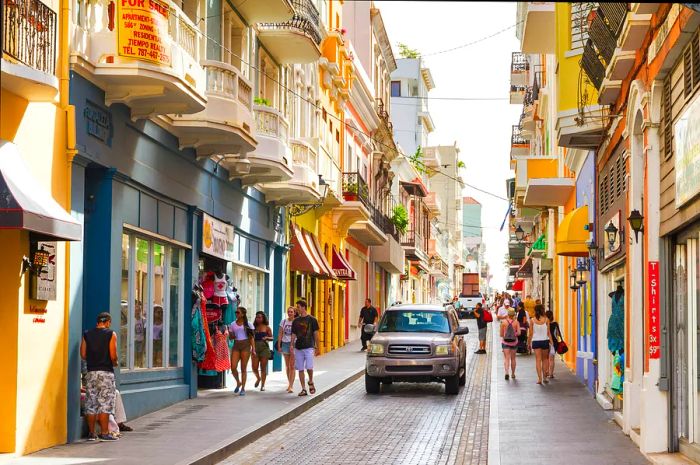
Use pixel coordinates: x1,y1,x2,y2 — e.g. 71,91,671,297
518,2,555,54
163,61,255,157
370,232,404,274
523,178,575,207
71,0,206,119
510,85,526,105
429,255,449,278
257,0,322,64
332,172,370,234
259,138,322,204
401,228,429,264
510,52,529,87
228,105,292,184
349,202,387,246
619,12,651,52
425,192,441,218
510,124,529,162
230,0,293,23
422,146,442,170
1,0,58,100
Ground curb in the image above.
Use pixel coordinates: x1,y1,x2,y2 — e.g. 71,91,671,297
181,367,365,465
487,325,500,465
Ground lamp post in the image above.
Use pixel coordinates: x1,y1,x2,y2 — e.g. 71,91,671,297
627,209,644,243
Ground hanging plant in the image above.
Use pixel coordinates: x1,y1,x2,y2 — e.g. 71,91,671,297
254,97,271,106
391,204,409,235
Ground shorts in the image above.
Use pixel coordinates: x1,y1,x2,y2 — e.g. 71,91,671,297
532,340,550,350
294,347,315,371
211,295,228,306
231,340,251,353
502,343,517,350
478,327,487,342
85,371,116,415
255,340,271,359
281,341,291,354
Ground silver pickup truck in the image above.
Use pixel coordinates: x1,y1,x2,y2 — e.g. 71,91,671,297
364,304,469,395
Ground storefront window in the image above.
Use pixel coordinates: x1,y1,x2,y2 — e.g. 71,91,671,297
233,264,266,314
122,232,184,371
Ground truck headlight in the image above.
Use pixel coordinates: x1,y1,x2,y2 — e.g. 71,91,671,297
435,345,452,356
368,343,384,355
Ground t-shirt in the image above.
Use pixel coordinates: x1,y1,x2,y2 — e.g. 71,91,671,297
279,318,293,343
229,321,254,341
359,306,378,325
292,315,320,350
524,299,536,318
497,306,509,319
475,309,487,330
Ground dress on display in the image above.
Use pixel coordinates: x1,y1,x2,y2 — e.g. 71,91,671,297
607,291,625,354
191,288,207,362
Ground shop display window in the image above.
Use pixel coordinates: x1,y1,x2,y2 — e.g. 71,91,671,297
230,264,266,314
120,232,185,371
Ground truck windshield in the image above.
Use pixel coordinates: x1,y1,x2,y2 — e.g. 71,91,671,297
378,311,450,333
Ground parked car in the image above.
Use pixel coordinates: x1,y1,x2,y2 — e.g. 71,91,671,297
457,293,485,319
364,304,469,395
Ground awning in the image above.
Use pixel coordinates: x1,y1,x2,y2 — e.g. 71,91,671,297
302,228,336,280
0,140,82,241
332,247,356,280
400,180,428,197
289,223,336,279
517,255,533,277
523,177,575,207
528,234,546,257
512,279,524,292
556,205,589,257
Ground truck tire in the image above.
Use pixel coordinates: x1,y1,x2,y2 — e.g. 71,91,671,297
459,360,467,386
365,373,381,394
445,373,460,395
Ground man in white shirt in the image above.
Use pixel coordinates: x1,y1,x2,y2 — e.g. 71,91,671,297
497,300,512,321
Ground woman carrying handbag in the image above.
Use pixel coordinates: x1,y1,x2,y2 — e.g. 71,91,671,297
545,310,567,379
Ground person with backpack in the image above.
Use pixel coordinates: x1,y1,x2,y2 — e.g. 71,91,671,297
473,302,491,354
546,310,564,379
528,304,553,384
500,307,520,380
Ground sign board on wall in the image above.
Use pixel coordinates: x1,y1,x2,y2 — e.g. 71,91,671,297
31,242,57,301
202,213,234,261
674,94,700,207
648,261,660,359
117,0,171,66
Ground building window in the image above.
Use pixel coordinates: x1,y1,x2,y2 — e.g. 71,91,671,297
391,81,401,97
120,232,184,371
231,265,266,314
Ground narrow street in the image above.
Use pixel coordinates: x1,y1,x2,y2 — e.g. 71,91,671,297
219,320,490,465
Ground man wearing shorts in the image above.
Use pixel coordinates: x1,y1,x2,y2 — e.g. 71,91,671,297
291,300,320,396
473,303,488,354
81,312,118,441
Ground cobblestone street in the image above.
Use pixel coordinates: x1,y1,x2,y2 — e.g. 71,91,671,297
219,320,491,465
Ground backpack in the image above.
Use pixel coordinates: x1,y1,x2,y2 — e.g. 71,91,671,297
503,320,517,343
482,309,493,323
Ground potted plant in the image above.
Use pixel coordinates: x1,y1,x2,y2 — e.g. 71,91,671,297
391,204,409,235
254,97,271,106
343,181,358,201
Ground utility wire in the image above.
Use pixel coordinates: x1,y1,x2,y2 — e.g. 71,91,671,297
418,20,524,57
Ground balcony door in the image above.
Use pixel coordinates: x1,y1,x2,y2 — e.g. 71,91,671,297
222,4,249,78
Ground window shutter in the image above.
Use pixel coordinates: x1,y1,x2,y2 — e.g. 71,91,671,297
663,76,673,160
658,238,671,391
684,44,693,97
692,34,700,91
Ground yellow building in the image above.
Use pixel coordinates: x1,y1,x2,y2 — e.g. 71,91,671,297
1,0,81,454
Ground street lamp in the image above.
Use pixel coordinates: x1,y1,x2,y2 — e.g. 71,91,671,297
576,260,588,286
569,269,579,290
604,221,618,251
586,239,598,264
515,225,525,242
289,175,330,216
627,209,644,243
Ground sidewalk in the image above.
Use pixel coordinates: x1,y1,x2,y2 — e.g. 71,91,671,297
5,341,365,465
487,328,649,465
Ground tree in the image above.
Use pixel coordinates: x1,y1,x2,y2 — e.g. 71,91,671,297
398,43,420,59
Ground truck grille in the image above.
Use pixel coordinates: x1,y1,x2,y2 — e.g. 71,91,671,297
388,344,431,355
386,365,432,373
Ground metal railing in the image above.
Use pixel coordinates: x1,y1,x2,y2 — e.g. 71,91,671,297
511,52,529,73
598,2,627,38
581,39,605,90
401,229,426,253
589,9,616,66
511,125,528,145
341,172,370,207
2,0,56,74
523,86,535,107
257,0,322,45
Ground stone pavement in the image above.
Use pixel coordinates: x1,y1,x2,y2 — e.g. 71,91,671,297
219,319,491,465
3,341,365,465
487,326,650,465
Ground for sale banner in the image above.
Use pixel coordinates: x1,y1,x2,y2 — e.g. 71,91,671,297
117,0,171,66
648,261,660,359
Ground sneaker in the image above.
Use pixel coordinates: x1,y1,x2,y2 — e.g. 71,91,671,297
98,433,119,441
239,389,246,396
234,385,240,394
87,433,98,442
361,347,367,351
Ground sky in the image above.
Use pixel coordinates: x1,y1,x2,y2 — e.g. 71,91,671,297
375,1,521,290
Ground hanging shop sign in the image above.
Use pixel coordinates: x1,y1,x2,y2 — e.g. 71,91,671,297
202,213,234,261
674,94,700,207
648,261,660,359
117,0,171,66
30,241,57,301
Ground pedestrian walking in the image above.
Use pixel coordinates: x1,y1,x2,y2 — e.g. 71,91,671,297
358,298,379,351
546,310,561,379
251,311,273,391
228,306,255,396
523,294,536,318
291,300,320,396
500,308,520,380
81,312,119,441
496,299,512,321
528,304,553,384
473,302,489,354
277,306,296,393
516,302,530,354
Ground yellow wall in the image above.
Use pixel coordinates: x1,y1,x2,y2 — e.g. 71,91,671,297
527,158,558,179
0,88,71,454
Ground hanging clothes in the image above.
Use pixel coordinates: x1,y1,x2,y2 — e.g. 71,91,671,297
611,351,625,397
607,291,625,353
191,289,207,362
223,285,237,325
212,330,231,371
199,306,217,371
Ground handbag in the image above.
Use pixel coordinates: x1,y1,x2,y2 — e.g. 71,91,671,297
556,340,569,355
483,310,493,323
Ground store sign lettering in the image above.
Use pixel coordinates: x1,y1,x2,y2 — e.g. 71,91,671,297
648,261,660,359
84,102,112,145
31,242,57,301
202,213,234,261
117,0,171,66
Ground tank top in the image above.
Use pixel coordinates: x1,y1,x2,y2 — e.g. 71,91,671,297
532,319,549,341
213,274,228,298
83,328,115,372
229,321,253,341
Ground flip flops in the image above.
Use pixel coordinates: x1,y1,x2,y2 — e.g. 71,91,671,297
308,382,316,394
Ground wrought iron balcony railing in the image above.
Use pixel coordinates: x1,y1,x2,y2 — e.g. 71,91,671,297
598,2,627,38
401,229,426,252
257,0,322,45
511,51,529,73
512,125,528,145
523,86,535,107
581,39,605,90
342,171,370,208
2,0,56,75
588,8,616,66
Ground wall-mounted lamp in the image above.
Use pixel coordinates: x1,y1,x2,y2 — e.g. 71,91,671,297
569,269,579,290
289,175,330,217
604,221,618,251
515,225,525,242
576,260,588,286
627,209,644,244
586,239,598,264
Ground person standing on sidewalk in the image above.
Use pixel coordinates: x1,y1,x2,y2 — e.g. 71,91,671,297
277,306,296,393
291,300,320,396
358,298,378,351
81,312,119,441
251,311,273,391
500,308,520,380
229,307,255,396
528,304,553,384
473,303,488,354
546,310,561,379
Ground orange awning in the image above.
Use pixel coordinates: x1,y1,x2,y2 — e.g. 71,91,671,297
290,223,322,275
332,247,356,280
556,205,589,257
302,228,337,280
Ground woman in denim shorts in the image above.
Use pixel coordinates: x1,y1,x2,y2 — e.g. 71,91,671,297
277,306,297,393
